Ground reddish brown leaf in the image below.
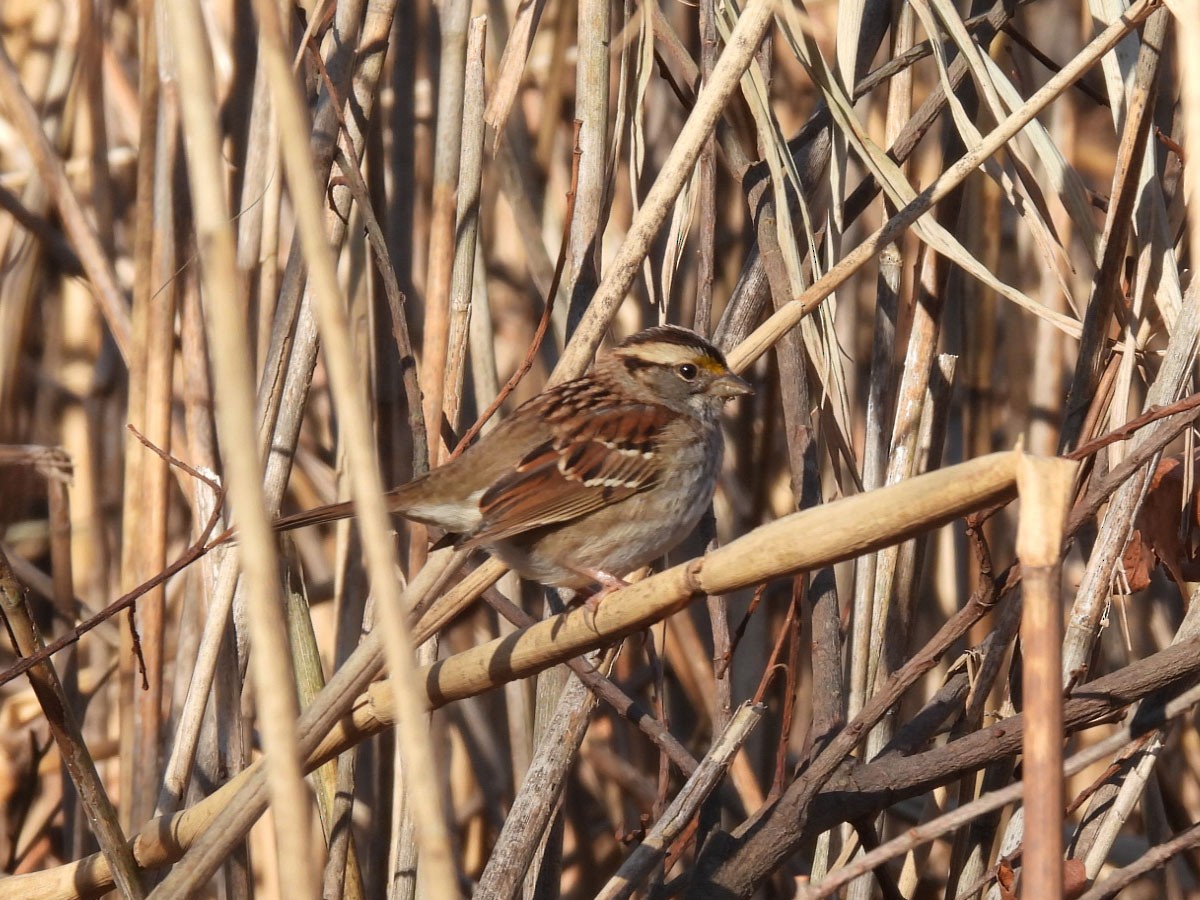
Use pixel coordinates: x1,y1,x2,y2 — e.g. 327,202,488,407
1063,858,1090,899
1123,454,1200,594
997,857,1018,900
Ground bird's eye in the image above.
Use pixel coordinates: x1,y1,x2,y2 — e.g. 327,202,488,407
677,363,698,381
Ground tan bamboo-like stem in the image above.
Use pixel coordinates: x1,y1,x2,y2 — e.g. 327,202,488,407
130,40,178,828
410,454,1015,713
442,16,487,433
156,0,393,823
562,0,610,329
5,0,1196,892
178,3,457,899
116,0,158,832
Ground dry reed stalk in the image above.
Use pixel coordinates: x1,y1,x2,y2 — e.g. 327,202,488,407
1015,456,1076,900
476,657,605,896
0,34,133,362
558,0,779,376
2,450,1018,895
595,701,764,900
1060,7,1170,450
420,0,470,465
127,36,178,829
442,16,487,435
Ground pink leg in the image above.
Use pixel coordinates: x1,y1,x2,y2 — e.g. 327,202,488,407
574,568,630,615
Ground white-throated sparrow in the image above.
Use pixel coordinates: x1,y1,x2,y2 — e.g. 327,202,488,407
275,325,751,593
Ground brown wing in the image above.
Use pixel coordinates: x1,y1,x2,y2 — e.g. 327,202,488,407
464,402,670,546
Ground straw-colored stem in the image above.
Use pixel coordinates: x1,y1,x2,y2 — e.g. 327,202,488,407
595,702,765,900
130,57,179,828
475,664,602,896
1015,457,1076,900
1059,7,1169,451
562,0,610,328
227,5,458,900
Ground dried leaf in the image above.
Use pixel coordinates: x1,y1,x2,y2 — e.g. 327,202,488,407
1123,454,1200,593
996,857,1018,900
1063,857,1090,899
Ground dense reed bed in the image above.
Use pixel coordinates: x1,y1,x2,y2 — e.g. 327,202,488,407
1,0,1198,897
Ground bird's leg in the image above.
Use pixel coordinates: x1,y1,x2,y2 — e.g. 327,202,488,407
574,568,630,615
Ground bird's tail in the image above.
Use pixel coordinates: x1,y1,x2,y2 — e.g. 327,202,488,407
271,499,360,533
206,486,418,550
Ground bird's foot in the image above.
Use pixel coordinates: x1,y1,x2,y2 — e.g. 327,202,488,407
577,569,630,617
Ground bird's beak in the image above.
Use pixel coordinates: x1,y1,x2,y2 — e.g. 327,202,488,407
711,371,754,399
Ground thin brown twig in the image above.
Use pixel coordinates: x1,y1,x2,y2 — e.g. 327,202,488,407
765,583,803,800
724,582,769,673
0,486,224,688
127,423,224,494
1065,390,1200,461
125,607,147,691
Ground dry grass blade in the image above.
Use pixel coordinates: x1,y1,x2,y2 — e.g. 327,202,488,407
485,0,550,146
778,4,1082,341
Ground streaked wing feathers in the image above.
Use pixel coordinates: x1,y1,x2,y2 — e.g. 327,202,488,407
466,403,669,545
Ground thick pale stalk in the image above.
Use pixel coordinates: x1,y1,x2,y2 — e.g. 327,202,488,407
1015,457,1077,900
